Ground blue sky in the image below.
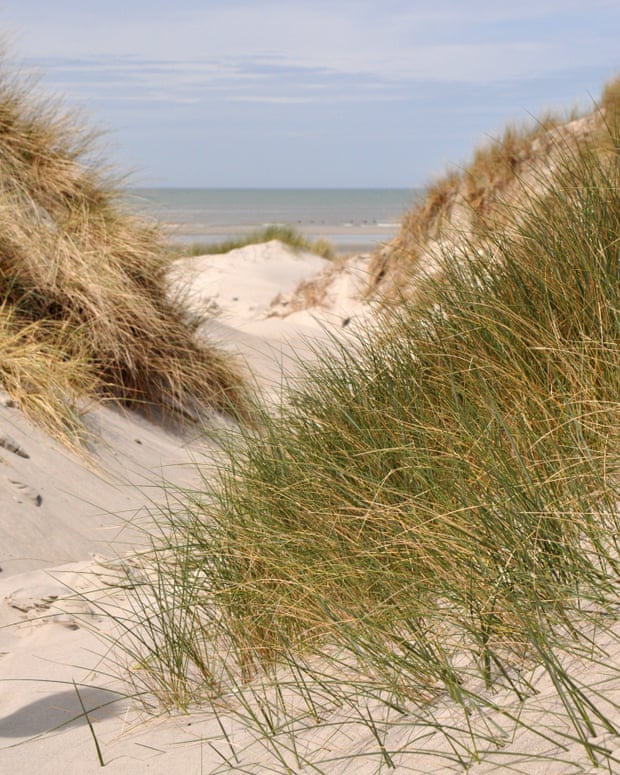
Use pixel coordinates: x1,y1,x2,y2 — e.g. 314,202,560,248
1,1,618,187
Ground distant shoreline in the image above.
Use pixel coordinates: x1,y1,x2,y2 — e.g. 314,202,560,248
128,187,418,255
162,221,400,255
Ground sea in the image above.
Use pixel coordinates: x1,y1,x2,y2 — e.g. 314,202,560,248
126,188,421,255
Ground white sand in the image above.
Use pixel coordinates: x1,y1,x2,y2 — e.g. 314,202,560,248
1,240,619,773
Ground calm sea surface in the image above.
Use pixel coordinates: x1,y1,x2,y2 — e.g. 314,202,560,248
127,188,421,254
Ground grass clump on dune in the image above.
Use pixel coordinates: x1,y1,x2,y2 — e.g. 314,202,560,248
178,224,335,260
121,108,620,769
0,61,248,443
370,78,620,297
368,114,570,291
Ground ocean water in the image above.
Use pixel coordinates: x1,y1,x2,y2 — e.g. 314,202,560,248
127,188,421,255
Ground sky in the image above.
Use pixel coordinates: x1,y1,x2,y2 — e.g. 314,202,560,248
0,1,618,188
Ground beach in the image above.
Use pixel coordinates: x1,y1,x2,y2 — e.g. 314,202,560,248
128,187,419,255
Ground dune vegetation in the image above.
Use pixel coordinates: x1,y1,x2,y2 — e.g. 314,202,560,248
113,78,620,770
176,224,335,260
367,80,620,301
0,61,248,446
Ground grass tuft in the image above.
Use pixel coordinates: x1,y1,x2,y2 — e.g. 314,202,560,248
176,225,335,261
600,73,620,123
369,96,595,299
0,56,249,443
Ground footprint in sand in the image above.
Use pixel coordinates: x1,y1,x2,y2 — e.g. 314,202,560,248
5,585,94,630
0,433,29,459
7,478,42,506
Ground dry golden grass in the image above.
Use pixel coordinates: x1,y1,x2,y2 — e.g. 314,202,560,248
368,77,620,300
0,59,249,444
601,73,620,122
369,170,462,292
0,308,97,446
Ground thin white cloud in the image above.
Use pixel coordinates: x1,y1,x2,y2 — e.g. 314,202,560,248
22,52,412,109
227,94,407,104
3,1,618,86
95,94,203,104
226,96,317,105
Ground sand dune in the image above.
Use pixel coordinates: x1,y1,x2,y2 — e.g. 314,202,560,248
0,240,363,773
1,240,618,774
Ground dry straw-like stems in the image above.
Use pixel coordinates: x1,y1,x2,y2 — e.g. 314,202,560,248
369,78,620,301
0,57,249,446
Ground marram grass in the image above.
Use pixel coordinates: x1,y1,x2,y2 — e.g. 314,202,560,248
370,74,620,301
176,224,335,260
117,98,620,770
0,57,249,445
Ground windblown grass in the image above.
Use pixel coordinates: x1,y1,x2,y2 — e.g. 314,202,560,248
0,307,96,445
601,74,620,124
177,224,335,260
370,77,620,298
117,102,620,769
0,59,248,444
